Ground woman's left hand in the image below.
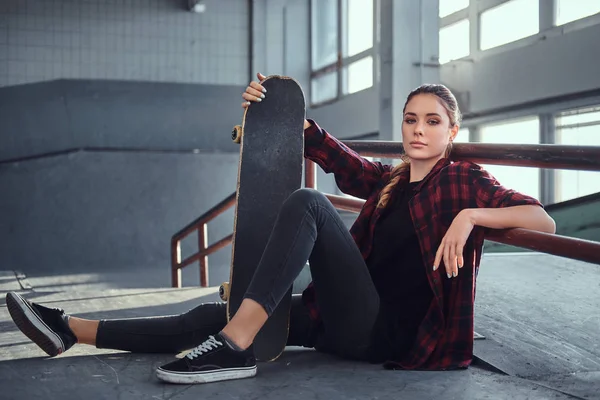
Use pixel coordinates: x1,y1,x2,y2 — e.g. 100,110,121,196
433,209,475,278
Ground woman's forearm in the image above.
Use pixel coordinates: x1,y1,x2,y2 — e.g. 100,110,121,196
465,205,556,234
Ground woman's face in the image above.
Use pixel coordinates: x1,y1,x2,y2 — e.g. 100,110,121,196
401,94,458,162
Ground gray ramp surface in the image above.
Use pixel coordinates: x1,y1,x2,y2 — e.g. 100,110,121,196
1,252,599,399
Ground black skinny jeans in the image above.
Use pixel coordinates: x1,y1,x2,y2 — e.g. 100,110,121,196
96,189,380,360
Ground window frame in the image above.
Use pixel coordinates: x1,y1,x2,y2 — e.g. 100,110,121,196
309,0,377,108
553,106,600,202
439,0,600,65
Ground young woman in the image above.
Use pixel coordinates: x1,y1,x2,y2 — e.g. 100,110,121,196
6,73,555,385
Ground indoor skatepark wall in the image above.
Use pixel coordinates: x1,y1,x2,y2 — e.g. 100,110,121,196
0,79,246,286
0,79,245,161
0,150,239,286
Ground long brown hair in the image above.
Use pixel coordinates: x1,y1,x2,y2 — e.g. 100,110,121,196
377,84,462,209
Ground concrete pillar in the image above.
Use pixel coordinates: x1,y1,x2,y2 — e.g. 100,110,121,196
378,0,440,144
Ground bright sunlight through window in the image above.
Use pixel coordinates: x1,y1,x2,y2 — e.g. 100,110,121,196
454,128,470,143
480,0,539,51
343,56,373,94
439,19,470,63
555,0,600,26
344,0,373,57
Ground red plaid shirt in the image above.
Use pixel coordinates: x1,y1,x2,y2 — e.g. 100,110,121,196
302,120,543,370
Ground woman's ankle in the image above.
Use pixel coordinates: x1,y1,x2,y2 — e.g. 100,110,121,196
219,330,249,351
220,298,269,350
220,325,256,350
68,317,99,346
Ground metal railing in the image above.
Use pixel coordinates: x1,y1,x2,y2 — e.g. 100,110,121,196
170,192,236,287
170,142,600,287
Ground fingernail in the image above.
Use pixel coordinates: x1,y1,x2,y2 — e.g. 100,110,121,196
256,98,262,102
453,271,457,277
246,101,251,106
447,273,452,279
262,87,267,93
433,265,437,271
260,93,265,99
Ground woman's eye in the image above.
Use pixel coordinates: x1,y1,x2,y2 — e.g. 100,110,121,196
404,119,416,124
428,119,439,125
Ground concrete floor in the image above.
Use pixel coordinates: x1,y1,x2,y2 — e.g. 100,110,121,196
1,252,598,400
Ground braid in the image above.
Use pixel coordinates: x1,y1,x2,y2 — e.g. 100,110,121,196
377,157,410,209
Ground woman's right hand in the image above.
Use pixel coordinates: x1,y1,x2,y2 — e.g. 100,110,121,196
241,72,267,109
242,72,311,130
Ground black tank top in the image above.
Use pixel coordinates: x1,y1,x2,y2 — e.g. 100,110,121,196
366,181,433,361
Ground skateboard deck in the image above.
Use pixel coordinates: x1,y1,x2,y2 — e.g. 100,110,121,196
225,75,305,361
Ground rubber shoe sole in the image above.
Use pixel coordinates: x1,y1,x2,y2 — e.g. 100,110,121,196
156,365,257,384
6,292,65,357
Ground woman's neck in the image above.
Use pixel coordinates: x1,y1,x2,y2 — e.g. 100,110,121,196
409,156,444,182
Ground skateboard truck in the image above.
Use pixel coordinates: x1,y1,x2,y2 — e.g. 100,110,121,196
232,125,242,143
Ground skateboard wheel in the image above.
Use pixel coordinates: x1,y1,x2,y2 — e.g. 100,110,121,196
219,282,230,301
232,125,242,143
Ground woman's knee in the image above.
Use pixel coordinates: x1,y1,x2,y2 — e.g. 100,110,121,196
283,188,328,209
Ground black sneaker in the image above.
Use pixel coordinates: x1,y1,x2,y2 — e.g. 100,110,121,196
156,333,257,384
5,292,77,357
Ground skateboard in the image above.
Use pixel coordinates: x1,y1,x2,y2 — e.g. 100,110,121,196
220,75,305,361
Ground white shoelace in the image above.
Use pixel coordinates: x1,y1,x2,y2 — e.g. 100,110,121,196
186,335,223,360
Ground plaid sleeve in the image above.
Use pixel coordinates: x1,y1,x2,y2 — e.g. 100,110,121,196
467,163,544,209
304,119,391,200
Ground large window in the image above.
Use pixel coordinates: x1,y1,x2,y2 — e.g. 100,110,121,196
480,0,539,50
311,0,338,71
440,0,600,62
479,117,541,199
439,19,470,64
555,0,600,26
310,0,374,105
554,108,600,202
